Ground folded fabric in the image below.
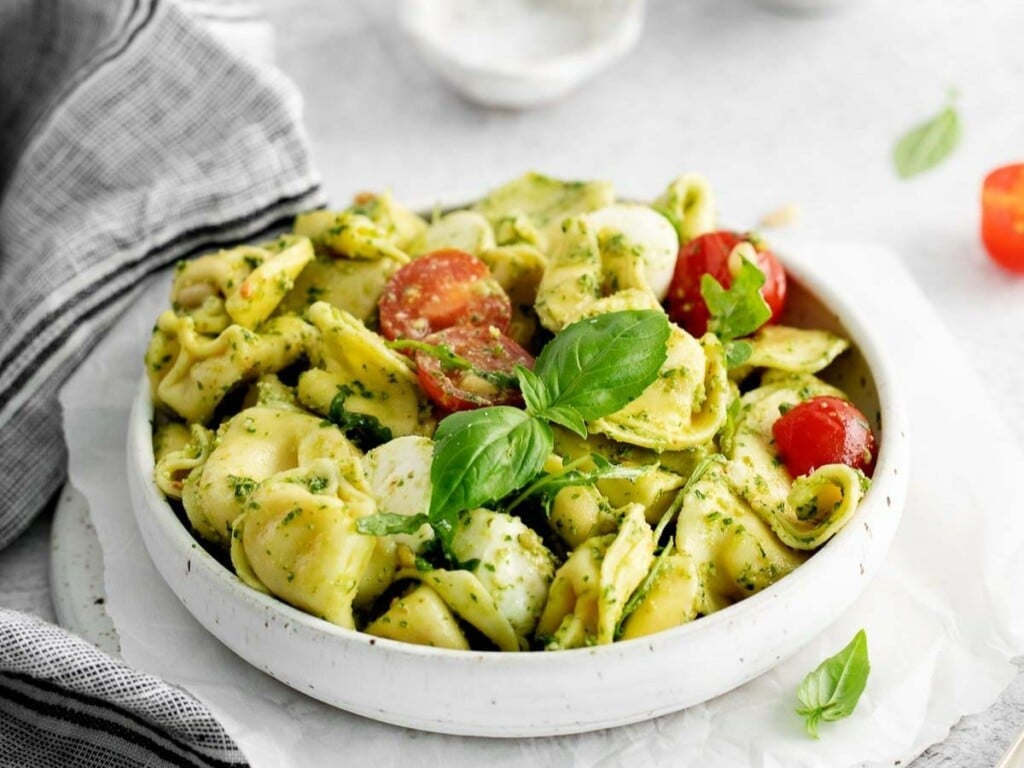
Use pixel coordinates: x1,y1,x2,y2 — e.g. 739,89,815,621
0,0,325,763
0,607,248,767
0,0,323,549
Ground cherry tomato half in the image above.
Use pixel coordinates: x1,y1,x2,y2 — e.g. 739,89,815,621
414,326,534,412
981,164,1024,273
666,231,787,337
772,396,877,478
378,250,512,340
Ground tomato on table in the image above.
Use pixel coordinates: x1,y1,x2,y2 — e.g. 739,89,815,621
981,164,1024,273
772,396,877,478
666,231,787,337
414,326,534,412
378,250,512,340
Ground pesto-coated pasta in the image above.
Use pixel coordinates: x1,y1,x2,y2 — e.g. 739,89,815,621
149,173,877,652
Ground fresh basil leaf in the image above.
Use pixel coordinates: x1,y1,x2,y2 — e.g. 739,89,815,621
725,339,753,369
430,407,552,551
514,364,550,415
795,628,871,739
893,104,960,179
534,310,670,421
356,512,429,537
537,405,588,438
701,258,772,342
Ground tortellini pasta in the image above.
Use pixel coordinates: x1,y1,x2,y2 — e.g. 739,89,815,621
298,301,435,440
149,172,878,653
725,374,869,549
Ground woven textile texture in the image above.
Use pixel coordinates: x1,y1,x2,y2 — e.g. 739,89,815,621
0,0,325,763
0,607,249,767
0,0,323,549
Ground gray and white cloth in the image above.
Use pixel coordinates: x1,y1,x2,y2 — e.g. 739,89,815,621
0,0,325,763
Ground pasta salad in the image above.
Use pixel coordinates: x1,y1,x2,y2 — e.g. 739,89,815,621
147,172,877,652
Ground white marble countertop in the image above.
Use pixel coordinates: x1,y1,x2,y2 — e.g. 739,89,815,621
3,0,1023,764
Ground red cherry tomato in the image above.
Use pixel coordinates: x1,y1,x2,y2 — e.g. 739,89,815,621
666,231,787,337
414,326,534,412
981,164,1024,273
378,250,512,340
772,396,877,478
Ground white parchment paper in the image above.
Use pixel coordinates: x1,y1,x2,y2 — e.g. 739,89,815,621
61,243,1024,767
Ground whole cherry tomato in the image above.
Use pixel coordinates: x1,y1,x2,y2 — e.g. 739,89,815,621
981,164,1024,273
414,326,534,412
665,231,787,337
772,396,877,478
378,250,511,340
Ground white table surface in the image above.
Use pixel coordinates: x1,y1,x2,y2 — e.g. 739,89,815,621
3,0,1023,764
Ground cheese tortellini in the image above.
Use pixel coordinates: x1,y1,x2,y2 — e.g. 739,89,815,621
149,172,878,652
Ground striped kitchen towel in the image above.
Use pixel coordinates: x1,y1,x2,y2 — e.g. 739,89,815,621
0,0,323,549
0,0,324,763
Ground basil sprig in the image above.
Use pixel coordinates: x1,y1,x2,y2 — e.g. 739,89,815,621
893,100,960,179
700,255,772,368
416,310,668,555
795,628,871,738
529,310,671,427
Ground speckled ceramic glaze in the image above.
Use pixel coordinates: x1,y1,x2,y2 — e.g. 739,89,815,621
126,245,910,737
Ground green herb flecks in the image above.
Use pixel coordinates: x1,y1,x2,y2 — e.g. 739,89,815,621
795,628,871,738
893,100,961,179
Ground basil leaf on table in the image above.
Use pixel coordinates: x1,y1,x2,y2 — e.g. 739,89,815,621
701,258,772,344
893,103,961,179
429,407,553,551
795,628,871,738
533,309,670,421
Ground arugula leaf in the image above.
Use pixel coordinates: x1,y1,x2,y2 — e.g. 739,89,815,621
388,338,517,388
893,103,960,179
429,407,552,552
534,310,670,421
504,453,650,513
795,628,871,738
615,535,675,639
356,512,429,537
700,257,772,344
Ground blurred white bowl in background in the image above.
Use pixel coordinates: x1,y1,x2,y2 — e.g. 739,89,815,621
397,0,644,109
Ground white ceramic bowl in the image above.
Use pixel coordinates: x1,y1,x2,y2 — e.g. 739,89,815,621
397,0,645,109
126,246,909,737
